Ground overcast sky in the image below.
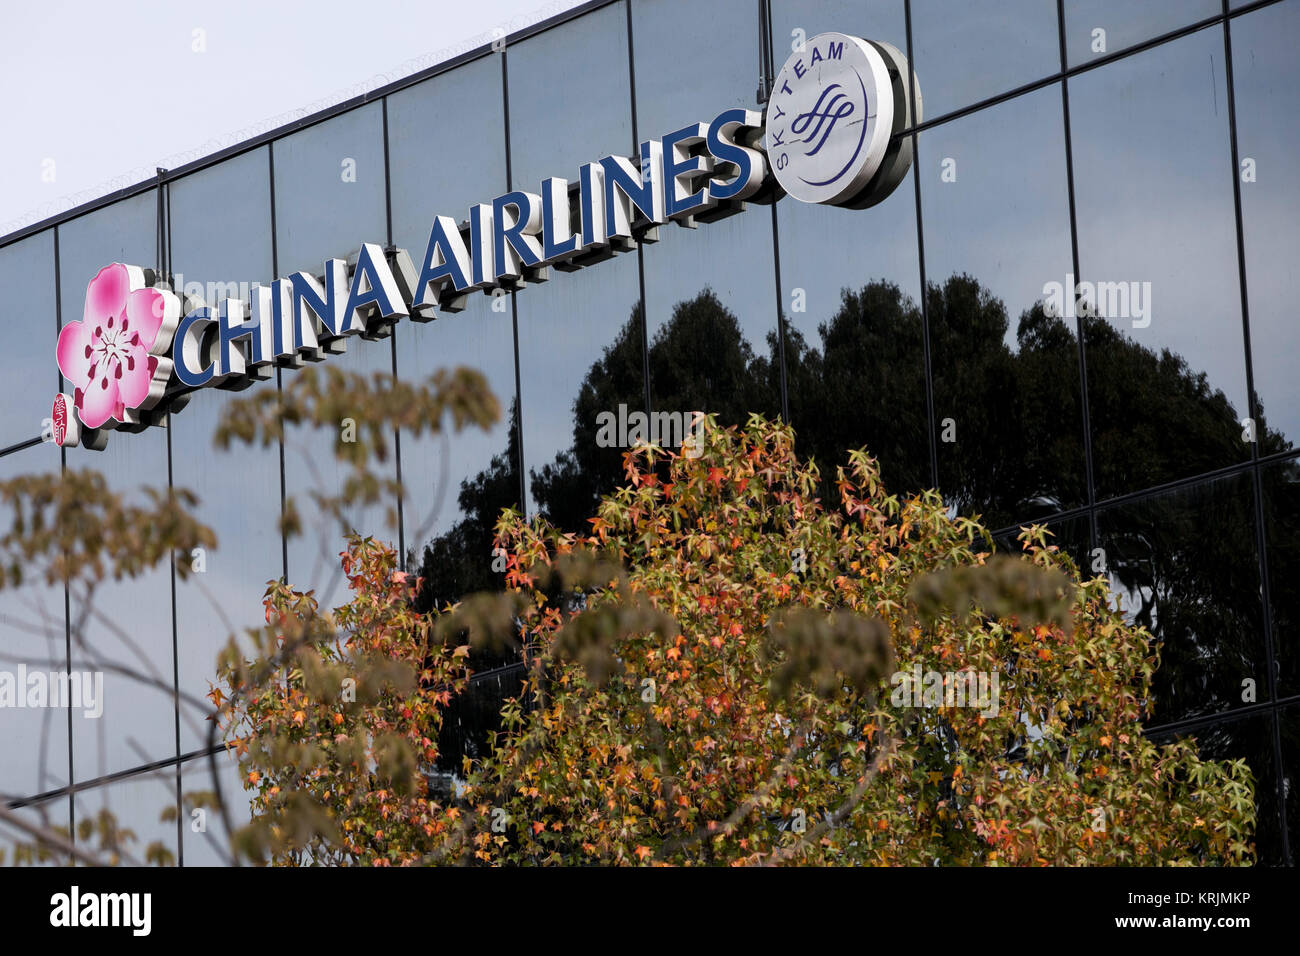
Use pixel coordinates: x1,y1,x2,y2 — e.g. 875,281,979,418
0,0,585,234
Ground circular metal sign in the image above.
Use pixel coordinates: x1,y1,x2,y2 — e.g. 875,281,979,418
51,393,76,447
765,33,917,207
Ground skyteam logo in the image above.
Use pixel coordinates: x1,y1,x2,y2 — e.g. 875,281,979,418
766,32,921,208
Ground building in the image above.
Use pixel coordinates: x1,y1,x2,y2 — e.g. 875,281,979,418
0,0,1295,866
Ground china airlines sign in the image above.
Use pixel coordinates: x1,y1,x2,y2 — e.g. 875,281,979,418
52,34,919,448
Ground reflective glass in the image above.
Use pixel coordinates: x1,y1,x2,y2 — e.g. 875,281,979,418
909,0,1060,120
509,3,633,192
1283,704,1299,865
632,0,759,140
770,0,907,64
1065,0,1221,67
1261,455,1300,698
168,147,282,756
388,55,522,774
273,104,388,277
0,229,58,447
1070,29,1249,500
519,254,643,529
768,2,929,498
511,4,645,530
59,194,177,782
0,226,63,802
73,771,179,866
1097,472,1265,727
389,55,519,587
633,0,782,436
0,444,69,801
273,104,396,603
1,797,71,865
179,747,247,866
1150,713,1283,866
920,85,1084,530
1230,0,1300,453
435,665,527,782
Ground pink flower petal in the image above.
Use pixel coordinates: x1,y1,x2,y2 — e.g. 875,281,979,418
82,264,130,328
55,320,94,388
115,337,153,409
76,361,121,429
126,287,168,350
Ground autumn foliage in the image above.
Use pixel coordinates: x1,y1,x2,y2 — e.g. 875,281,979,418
218,416,1255,866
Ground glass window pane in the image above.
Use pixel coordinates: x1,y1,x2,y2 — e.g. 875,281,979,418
58,194,177,782
73,771,179,866
511,4,643,529
768,2,927,497
634,0,782,434
509,4,633,192
0,230,58,447
770,0,907,65
1150,714,1282,866
1097,473,1265,727
389,55,520,585
0,797,71,866
1283,705,1299,865
67,431,175,782
168,147,282,757
1065,0,1221,67
0,230,65,803
1261,456,1300,699
180,748,246,866
0,445,69,801
273,104,388,278
273,104,396,599
520,256,644,529
910,0,1060,120
1070,29,1249,500
633,0,759,142
388,54,521,774
921,85,1085,530
1230,0,1300,453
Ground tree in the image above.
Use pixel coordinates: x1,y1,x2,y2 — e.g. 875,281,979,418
221,416,1255,865
407,275,1288,835
0,362,500,866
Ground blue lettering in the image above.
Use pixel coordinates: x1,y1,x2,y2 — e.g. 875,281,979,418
415,215,473,313
706,108,766,202
174,307,216,388
661,123,713,219
541,178,579,261
492,191,544,278
343,243,408,332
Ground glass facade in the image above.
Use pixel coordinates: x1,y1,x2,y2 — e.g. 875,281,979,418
0,0,1295,866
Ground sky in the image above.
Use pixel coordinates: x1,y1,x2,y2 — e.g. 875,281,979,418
0,0,586,234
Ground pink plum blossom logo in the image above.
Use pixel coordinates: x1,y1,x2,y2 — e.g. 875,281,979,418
54,264,179,442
